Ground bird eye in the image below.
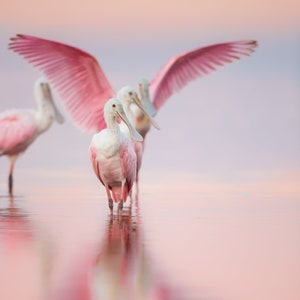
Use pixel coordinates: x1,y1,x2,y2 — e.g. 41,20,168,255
112,104,116,108
129,92,133,96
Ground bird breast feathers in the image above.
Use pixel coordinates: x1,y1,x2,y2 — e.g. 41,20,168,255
92,129,125,158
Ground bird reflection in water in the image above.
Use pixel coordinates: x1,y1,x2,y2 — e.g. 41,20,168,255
0,195,52,300
92,207,174,299
54,200,180,300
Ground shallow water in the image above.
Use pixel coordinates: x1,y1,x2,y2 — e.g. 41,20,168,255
0,170,299,300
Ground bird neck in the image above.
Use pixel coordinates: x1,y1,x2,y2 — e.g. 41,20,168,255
105,115,121,136
122,102,135,124
35,99,55,133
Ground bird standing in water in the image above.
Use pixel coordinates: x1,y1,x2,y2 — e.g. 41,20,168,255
0,77,64,195
117,86,159,190
8,35,257,200
89,98,143,211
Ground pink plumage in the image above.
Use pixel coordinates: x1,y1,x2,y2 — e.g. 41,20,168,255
149,40,257,111
0,77,64,195
118,141,136,200
0,111,37,155
9,34,115,134
8,35,257,201
88,98,142,209
8,34,257,134
89,139,136,204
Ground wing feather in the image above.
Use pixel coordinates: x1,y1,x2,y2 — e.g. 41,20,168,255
120,140,136,200
9,34,116,133
149,40,257,111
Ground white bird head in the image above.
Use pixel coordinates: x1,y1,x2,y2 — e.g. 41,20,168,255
138,79,157,117
34,77,64,124
117,86,160,130
104,98,143,142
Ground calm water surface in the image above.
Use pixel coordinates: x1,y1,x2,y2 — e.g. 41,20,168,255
0,171,299,300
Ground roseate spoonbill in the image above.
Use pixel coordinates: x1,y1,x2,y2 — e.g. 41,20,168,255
8,34,257,137
89,98,143,210
117,86,159,187
0,77,64,195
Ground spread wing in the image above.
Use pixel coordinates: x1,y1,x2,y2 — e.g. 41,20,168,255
149,40,257,111
9,34,116,133
89,143,104,185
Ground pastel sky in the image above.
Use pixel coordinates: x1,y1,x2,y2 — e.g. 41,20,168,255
1,0,300,35
0,3,299,299
0,0,299,183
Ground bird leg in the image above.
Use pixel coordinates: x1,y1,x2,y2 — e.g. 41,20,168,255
8,174,13,196
118,180,126,211
109,199,113,210
128,190,133,210
118,200,123,211
8,156,16,196
105,185,113,211
135,174,139,197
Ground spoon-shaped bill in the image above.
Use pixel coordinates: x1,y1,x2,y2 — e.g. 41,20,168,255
116,110,143,142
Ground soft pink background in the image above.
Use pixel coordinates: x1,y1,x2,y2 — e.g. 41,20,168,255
0,1,300,299
0,0,299,178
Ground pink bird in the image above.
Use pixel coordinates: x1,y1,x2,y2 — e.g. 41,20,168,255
134,38,257,137
117,86,159,190
8,34,257,137
8,35,257,201
0,77,64,195
89,98,143,210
